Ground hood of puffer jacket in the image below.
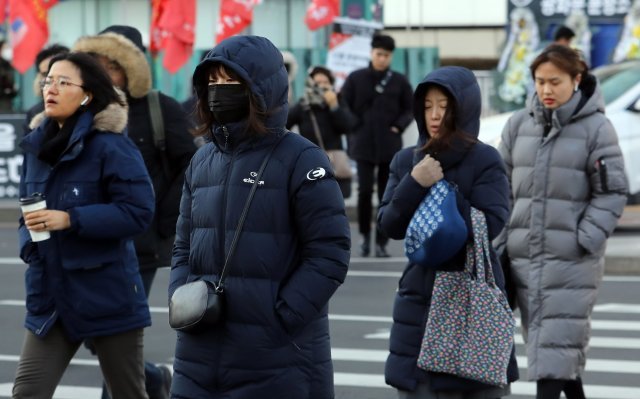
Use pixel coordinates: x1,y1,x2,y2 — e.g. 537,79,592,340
413,66,482,148
192,35,289,131
72,26,151,99
28,89,128,133
527,72,603,125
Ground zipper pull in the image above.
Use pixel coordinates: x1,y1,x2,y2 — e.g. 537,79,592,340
222,126,229,150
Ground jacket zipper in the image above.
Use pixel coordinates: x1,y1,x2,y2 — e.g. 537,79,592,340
222,126,230,151
35,310,57,335
214,125,233,391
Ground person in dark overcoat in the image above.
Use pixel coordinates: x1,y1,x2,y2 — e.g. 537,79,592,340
13,52,154,398
341,34,414,257
378,66,519,398
168,35,350,399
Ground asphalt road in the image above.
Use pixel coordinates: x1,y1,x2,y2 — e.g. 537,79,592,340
0,226,639,398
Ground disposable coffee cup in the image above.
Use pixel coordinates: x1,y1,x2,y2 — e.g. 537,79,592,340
19,193,50,242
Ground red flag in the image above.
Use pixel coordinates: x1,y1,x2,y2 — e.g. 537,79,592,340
149,0,168,56
9,0,54,73
215,0,261,44
158,0,195,73
305,0,340,31
0,0,7,24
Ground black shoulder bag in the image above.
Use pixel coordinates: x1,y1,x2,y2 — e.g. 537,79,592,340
169,134,286,333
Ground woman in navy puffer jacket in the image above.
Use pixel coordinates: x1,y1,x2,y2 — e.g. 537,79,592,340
15,52,154,398
378,66,519,398
168,35,351,399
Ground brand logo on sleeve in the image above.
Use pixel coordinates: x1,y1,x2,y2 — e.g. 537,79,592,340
306,167,327,181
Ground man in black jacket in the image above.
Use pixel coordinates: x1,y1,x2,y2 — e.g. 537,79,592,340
341,34,413,257
73,25,196,399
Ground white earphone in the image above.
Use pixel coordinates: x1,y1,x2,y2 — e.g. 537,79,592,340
80,96,89,106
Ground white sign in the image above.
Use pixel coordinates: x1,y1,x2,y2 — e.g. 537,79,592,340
326,17,383,91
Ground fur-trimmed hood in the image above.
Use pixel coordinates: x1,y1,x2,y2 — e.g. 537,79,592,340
29,91,129,133
72,32,152,99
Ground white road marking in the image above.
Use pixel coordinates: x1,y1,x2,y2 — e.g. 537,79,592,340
330,348,640,374
333,374,640,398
364,329,640,350
0,383,100,398
4,300,640,330
594,303,640,313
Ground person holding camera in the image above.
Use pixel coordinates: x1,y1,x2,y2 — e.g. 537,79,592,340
287,66,356,198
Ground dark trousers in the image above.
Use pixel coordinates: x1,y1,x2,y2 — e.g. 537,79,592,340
357,160,390,245
13,323,147,398
101,269,164,399
536,378,586,399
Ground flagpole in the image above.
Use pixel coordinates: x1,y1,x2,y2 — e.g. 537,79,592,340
286,0,292,49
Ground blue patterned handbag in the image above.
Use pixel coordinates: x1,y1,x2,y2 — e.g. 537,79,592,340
405,180,468,268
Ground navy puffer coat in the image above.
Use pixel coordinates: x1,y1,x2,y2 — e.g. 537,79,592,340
169,36,351,399
378,67,519,392
19,101,154,341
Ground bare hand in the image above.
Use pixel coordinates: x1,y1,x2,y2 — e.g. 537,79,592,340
24,209,71,233
323,89,338,109
411,154,444,187
390,126,400,134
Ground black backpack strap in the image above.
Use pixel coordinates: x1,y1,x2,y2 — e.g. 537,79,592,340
147,90,172,184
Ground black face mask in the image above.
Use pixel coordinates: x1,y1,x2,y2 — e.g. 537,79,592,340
207,84,250,125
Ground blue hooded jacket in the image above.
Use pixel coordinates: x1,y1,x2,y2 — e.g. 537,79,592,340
169,36,350,399
19,101,154,341
378,66,518,392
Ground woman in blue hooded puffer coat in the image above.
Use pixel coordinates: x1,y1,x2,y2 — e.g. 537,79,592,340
168,36,351,399
378,66,519,398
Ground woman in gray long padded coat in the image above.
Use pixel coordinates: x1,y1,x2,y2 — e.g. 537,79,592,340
499,45,628,399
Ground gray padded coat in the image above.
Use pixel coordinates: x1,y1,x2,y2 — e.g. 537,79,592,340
498,74,627,380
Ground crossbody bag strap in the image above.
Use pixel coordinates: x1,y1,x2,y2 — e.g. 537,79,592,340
215,133,288,293
307,109,326,151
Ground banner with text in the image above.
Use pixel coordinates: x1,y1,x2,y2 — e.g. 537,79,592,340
0,115,24,199
326,17,383,91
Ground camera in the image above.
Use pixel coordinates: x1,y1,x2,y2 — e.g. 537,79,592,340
304,83,328,106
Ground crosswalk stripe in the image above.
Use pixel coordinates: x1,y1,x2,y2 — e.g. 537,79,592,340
514,334,640,349
331,348,640,374
2,353,640,397
6,349,640,376
4,300,640,331
594,303,640,313
364,330,640,349
333,374,640,398
0,383,100,399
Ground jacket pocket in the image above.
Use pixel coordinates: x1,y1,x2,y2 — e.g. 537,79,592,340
66,263,135,319
595,156,626,194
25,265,54,314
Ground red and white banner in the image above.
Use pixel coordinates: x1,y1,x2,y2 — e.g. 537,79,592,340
215,0,261,44
305,0,340,31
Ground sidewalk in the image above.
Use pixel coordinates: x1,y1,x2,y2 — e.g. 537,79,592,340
2,199,639,274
